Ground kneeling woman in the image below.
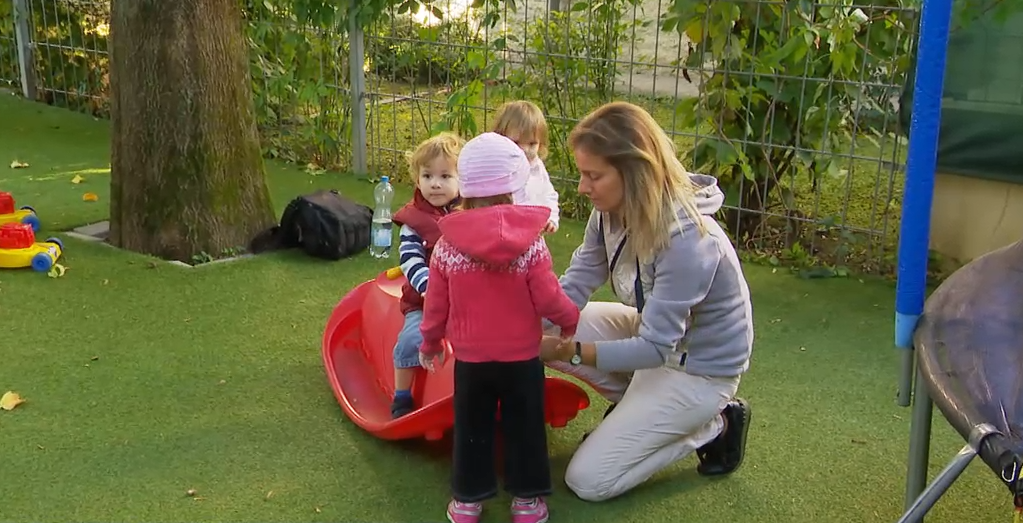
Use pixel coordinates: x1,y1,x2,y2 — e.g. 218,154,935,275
540,101,754,502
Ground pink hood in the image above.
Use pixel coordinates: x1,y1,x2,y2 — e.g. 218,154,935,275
437,204,551,265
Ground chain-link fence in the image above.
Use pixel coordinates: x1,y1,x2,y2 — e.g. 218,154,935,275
1,0,923,276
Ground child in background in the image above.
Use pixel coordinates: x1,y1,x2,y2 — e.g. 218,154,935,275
492,100,561,233
388,131,464,419
418,132,580,523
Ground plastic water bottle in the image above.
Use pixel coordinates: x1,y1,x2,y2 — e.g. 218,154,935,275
370,176,394,258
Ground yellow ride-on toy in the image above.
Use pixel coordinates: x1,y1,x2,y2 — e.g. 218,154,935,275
0,223,63,272
0,191,40,232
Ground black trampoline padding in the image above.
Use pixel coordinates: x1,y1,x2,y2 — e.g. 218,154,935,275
914,239,1023,493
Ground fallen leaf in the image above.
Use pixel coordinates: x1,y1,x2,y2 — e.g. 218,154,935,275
186,489,198,497
36,445,44,450
83,192,99,202
265,490,274,500
1,391,26,411
102,279,109,285
10,160,29,169
91,356,99,361
218,380,226,385
71,174,84,184
314,507,322,513
48,264,67,278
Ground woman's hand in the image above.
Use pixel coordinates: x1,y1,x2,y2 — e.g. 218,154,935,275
540,335,572,362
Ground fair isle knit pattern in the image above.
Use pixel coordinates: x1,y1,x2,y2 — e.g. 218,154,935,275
432,236,551,276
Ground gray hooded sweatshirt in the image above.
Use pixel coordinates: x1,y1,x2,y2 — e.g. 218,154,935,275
557,173,754,377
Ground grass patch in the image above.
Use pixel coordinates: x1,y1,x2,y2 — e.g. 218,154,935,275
0,93,1009,523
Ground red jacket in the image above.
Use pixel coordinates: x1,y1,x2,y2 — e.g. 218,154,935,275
419,204,580,363
392,189,454,315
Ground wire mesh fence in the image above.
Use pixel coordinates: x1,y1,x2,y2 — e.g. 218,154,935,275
0,0,924,276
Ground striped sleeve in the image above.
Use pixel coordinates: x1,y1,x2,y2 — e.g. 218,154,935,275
399,224,429,294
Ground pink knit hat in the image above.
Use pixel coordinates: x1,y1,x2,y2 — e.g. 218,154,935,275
456,132,530,199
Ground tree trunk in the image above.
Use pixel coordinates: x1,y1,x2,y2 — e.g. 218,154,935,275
108,0,275,263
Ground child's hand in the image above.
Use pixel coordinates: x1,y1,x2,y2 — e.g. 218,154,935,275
543,221,558,234
419,351,444,372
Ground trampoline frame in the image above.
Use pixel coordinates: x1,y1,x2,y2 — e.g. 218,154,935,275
897,360,1001,523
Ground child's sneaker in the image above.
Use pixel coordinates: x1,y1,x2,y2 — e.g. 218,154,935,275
390,394,414,419
511,497,548,523
446,499,483,523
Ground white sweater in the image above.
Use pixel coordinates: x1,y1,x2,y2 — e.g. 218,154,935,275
514,158,560,226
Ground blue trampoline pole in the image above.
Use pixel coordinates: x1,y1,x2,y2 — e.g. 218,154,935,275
895,0,953,405
896,0,954,518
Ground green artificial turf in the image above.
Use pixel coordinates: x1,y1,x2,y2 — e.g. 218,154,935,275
0,93,1012,523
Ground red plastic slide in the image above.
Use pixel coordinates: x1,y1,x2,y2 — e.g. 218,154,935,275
322,269,591,441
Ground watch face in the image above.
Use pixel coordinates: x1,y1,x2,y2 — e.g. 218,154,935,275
570,354,582,365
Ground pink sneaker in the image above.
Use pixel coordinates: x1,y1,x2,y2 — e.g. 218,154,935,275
511,497,549,523
446,499,483,523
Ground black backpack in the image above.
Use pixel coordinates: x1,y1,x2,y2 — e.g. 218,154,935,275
249,189,373,260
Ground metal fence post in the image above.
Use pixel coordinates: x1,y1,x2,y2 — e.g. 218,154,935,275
348,11,367,176
12,0,37,100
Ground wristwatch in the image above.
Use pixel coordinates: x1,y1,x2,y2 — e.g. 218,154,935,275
570,341,582,366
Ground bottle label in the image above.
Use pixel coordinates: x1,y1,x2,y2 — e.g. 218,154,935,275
373,228,392,248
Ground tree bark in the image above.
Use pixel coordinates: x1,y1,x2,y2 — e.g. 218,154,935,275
108,0,275,263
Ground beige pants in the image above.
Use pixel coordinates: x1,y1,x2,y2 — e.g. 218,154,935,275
546,302,740,502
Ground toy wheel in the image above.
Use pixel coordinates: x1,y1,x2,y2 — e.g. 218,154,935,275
31,252,52,272
21,213,40,232
19,205,35,213
45,236,63,250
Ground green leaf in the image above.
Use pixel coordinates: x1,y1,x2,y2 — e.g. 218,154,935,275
684,18,706,44
661,16,679,34
706,138,739,166
466,51,486,70
763,32,804,68
778,186,796,210
674,96,700,128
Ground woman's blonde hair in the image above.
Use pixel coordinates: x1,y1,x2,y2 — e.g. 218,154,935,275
492,100,549,161
407,131,464,181
569,101,708,263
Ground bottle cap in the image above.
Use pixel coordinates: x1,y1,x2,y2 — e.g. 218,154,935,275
380,176,389,183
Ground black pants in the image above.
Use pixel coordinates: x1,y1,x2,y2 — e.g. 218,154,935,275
451,357,552,503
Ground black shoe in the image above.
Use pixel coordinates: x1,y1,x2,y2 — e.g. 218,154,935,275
390,395,415,419
696,398,751,477
580,403,617,442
